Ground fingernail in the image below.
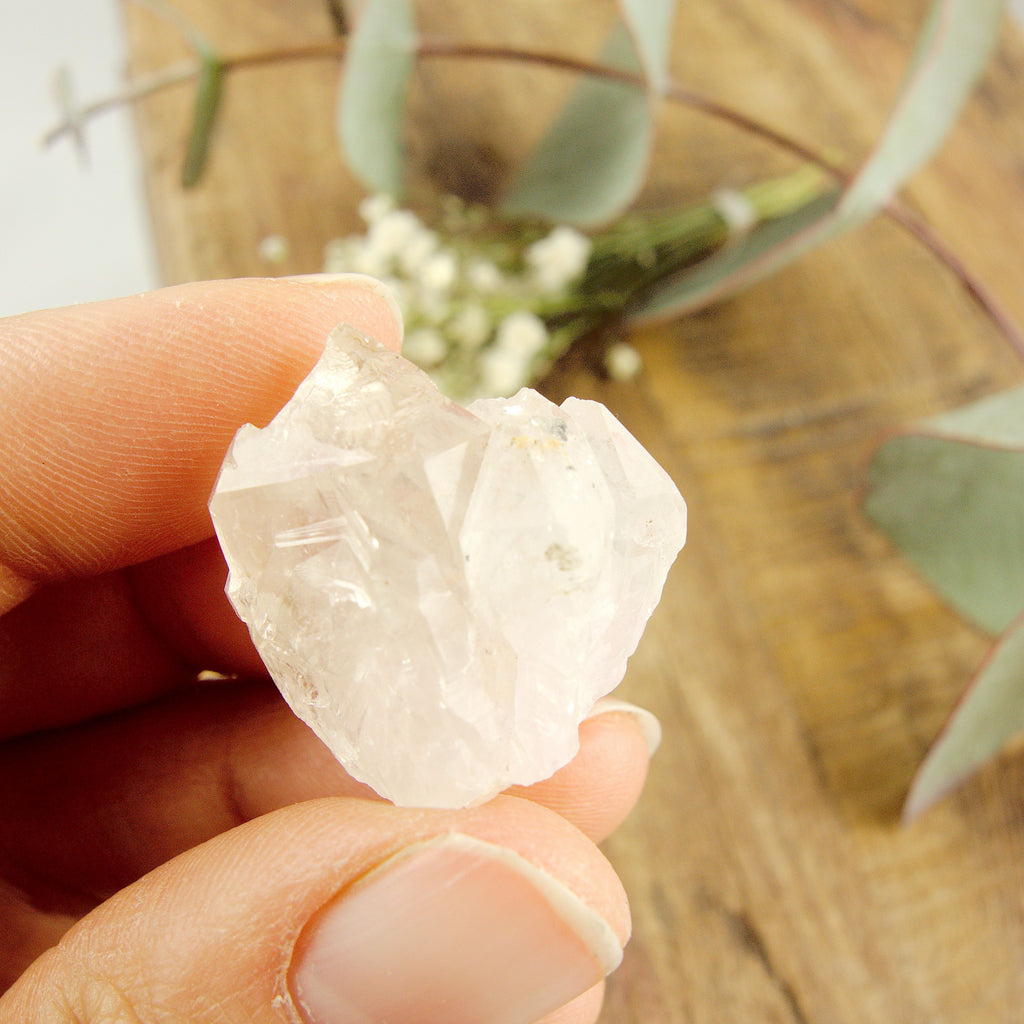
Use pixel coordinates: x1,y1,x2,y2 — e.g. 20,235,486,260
285,273,405,343
586,698,663,755
289,832,621,1024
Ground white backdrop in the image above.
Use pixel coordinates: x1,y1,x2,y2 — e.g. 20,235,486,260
0,0,156,318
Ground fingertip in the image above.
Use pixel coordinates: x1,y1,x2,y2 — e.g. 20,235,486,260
510,711,653,843
1,798,627,1024
279,274,404,351
586,699,662,755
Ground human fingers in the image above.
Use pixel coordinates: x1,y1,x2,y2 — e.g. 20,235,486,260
514,701,660,841
0,685,654,944
0,540,256,740
1,796,629,1024
0,274,402,614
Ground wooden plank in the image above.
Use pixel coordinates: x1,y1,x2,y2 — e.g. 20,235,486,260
123,1,1024,1020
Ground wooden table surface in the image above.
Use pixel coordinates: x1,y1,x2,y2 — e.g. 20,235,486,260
124,2,1024,1019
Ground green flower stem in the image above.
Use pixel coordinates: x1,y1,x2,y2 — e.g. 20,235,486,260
534,164,830,371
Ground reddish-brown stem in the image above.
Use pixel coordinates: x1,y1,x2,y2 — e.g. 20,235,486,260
884,203,1024,362
44,35,1024,362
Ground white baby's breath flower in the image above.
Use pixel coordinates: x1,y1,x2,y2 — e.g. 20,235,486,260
403,327,448,368
420,250,459,294
419,249,460,299
349,237,393,278
325,234,391,277
367,209,426,260
479,345,530,397
358,193,395,224
604,341,643,381
494,310,549,358
711,187,757,238
323,236,359,274
412,286,451,326
466,258,504,293
447,303,492,349
525,225,592,294
257,234,289,264
397,228,440,275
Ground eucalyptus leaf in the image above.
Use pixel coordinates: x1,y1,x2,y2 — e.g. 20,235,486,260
864,386,1024,635
614,0,677,91
627,0,1006,323
128,0,224,188
499,23,650,227
181,50,223,188
839,0,1005,220
338,0,417,198
903,614,1024,822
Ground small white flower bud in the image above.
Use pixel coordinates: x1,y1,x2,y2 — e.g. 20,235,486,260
604,342,643,381
349,237,392,277
711,188,757,238
358,193,395,224
367,209,425,259
403,327,448,368
420,250,459,294
398,229,440,275
479,345,530,397
257,234,289,264
494,310,549,358
467,259,504,293
323,236,361,274
525,225,592,294
447,303,492,349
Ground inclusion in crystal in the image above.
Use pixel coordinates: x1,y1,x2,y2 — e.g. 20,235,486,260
209,325,686,807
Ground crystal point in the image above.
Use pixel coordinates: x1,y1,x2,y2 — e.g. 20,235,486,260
210,325,686,807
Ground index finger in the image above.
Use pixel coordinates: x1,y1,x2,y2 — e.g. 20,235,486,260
0,275,403,615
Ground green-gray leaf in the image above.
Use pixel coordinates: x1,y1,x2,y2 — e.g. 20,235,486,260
865,386,1024,635
181,49,223,188
499,23,650,227
839,0,1006,220
614,0,676,91
627,0,1006,323
337,0,417,198
903,615,1024,821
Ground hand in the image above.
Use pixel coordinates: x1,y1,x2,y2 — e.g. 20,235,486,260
0,276,655,1024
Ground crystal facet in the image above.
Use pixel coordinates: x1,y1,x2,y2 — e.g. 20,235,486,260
209,325,686,807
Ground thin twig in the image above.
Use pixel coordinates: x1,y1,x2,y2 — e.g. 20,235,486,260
42,35,1024,362
885,202,1024,362
43,59,197,146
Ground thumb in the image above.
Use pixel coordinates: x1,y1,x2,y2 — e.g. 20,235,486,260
0,797,629,1024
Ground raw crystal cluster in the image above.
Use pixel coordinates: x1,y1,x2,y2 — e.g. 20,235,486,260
209,325,686,807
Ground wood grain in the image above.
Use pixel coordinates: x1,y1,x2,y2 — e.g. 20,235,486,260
123,1,1024,1019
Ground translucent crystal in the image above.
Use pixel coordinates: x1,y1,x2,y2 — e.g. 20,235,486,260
209,325,686,807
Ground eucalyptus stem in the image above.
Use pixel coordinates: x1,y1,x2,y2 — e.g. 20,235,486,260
43,32,1024,363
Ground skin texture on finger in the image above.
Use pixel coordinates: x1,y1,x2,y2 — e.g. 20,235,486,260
0,683,367,916
0,685,649,948
0,797,630,1024
0,276,403,600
